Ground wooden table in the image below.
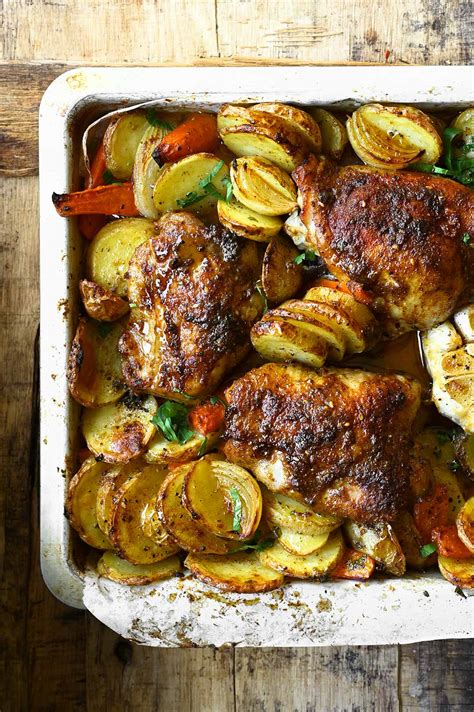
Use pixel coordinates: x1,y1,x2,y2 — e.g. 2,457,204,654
1,2,473,709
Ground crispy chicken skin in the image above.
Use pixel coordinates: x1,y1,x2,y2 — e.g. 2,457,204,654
119,212,264,401
223,363,422,522
293,155,474,336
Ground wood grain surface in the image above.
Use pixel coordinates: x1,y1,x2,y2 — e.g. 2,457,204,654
0,1,472,710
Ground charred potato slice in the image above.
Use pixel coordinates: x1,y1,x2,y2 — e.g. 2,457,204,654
109,463,180,564
392,511,436,569
252,102,322,153
250,314,329,368
182,456,262,540
278,527,330,556
96,462,139,539
67,317,125,408
259,529,344,578
82,394,157,463
97,551,181,585
185,551,284,593
438,555,474,589
103,111,149,180
133,122,174,218
262,488,341,535
157,467,239,554
344,521,406,576
230,156,297,216
87,217,157,297
261,236,304,303
79,280,129,322
152,153,229,215
309,108,348,159
456,497,474,553
144,429,214,465
217,199,281,241
66,457,111,550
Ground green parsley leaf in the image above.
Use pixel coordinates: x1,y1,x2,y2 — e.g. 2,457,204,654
222,176,233,202
410,162,452,176
420,543,437,558
102,169,121,185
232,529,276,553
449,459,461,472
293,249,318,265
128,303,137,308
172,389,194,400
198,437,208,457
176,191,205,209
96,321,113,338
198,160,224,189
210,395,226,407
150,401,194,444
411,126,474,186
256,282,268,314
146,109,173,132
229,487,243,533
454,585,467,599
461,232,471,245
443,126,463,171
203,183,225,200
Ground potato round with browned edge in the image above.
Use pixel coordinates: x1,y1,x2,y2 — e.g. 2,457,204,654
259,529,344,578
97,551,182,585
79,280,129,322
217,199,281,241
66,457,112,550
262,236,304,304
185,551,285,593
104,111,149,180
438,555,474,589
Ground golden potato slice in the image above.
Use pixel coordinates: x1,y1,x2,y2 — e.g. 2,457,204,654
451,108,474,158
262,488,341,535
87,217,157,297
133,122,173,218
230,156,297,216
67,317,126,408
152,153,230,215
271,303,346,360
217,104,254,132
217,199,281,241
96,461,142,538
346,115,406,170
454,431,474,479
66,457,111,550
392,511,436,569
82,394,157,463
293,299,369,354
259,530,344,579
144,429,212,465
79,280,129,322
109,463,180,564
103,111,149,180
250,314,329,368
456,497,474,553
309,108,348,159
354,108,422,163
303,285,378,342
438,555,474,589
252,102,322,154
182,457,262,540
185,551,284,593
344,521,406,576
261,236,303,304
278,527,330,556
97,551,181,585
157,467,239,554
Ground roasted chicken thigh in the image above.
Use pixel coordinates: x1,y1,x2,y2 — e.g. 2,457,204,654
293,155,474,335
223,363,422,522
119,212,264,401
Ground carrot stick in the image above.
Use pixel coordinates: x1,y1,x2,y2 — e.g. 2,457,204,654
189,400,226,436
314,277,374,306
53,183,139,217
153,113,219,165
78,142,108,238
431,525,473,559
413,483,450,542
331,549,375,580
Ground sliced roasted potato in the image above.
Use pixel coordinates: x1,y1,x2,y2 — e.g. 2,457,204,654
262,488,342,535
185,551,285,592
157,467,239,554
261,236,304,303
96,461,140,538
309,108,348,159
152,153,229,215
344,521,406,576
250,314,329,368
87,217,157,297
392,510,436,569
456,497,474,553
79,280,129,322
451,108,474,158
252,102,322,153
144,429,213,465
217,198,281,241
230,156,297,216
133,122,174,218
67,317,125,408
454,431,474,479
270,302,347,360
438,555,474,588
415,428,465,521
97,551,181,585
103,112,149,180
259,529,344,579
296,299,373,355
82,394,157,463
109,463,180,564
182,457,262,540
66,457,111,549
278,527,330,556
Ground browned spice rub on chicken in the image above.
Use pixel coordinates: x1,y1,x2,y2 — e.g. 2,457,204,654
223,363,422,523
293,155,474,336
119,212,264,401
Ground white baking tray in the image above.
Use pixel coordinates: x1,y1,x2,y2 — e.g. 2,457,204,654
39,66,474,645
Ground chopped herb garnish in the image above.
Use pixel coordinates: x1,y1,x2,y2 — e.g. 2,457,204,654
172,389,194,400
461,232,472,245
293,249,318,265
97,321,113,338
449,459,461,472
198,437,208,457
222,176,233,202
233,529,276,553
411,127,474,185
176,191,206,209
146,109,173,132
198,160,224,189
203,182,224,200
210,395,226,407
256,282,268,314
128,303,137,308
150,401,194,444
230,487,243,533
420,543,437,558
454,585,467,599
102,169,121,185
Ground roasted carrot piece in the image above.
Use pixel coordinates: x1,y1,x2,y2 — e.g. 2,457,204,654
52,183,140,217
331,549,375,580
78,142,108,238
314,277,374,306
153,113,219,165
431,525,473,559
188,401,226,436
413,483,450,542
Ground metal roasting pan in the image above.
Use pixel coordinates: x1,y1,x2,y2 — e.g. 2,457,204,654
39,66,474,645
